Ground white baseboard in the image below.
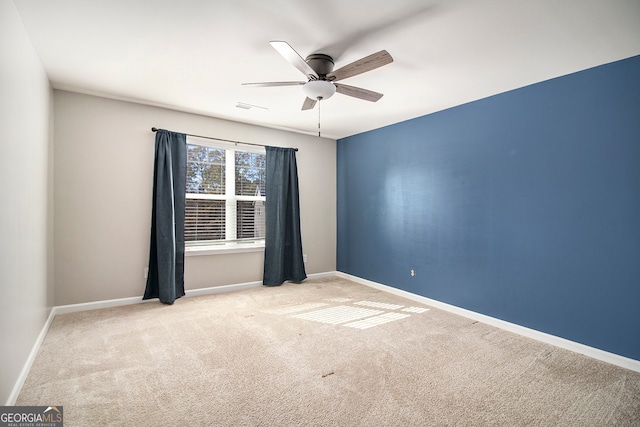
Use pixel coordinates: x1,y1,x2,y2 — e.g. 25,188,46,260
53,281,266,315
306,271,339,280
54,295,153,315
5,308,56,406
337,271,640,373
54,273,334,314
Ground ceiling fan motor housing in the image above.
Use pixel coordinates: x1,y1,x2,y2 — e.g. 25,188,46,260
305,54,334,78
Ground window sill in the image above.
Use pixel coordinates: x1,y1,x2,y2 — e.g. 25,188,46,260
185,243,265,256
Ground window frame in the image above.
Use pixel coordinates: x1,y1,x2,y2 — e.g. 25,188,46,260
184,136,266,256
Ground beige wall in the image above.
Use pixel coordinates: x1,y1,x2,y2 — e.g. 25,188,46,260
54,91,336,306
0,1,54,404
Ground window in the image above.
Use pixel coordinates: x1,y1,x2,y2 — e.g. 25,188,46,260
185,136,266,253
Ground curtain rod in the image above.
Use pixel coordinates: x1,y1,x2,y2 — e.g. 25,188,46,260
151,127,298,151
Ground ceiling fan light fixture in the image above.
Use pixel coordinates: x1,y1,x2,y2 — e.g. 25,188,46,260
302,80,336,101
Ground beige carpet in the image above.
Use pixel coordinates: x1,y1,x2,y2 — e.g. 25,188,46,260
17,277,640,426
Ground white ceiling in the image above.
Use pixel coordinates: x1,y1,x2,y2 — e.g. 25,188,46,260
13,0,640,140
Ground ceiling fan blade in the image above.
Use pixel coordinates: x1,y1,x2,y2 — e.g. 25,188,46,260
302,97,317,110
327,50,393,82
242,81,305,87
334,83,384,102
270,41,318,80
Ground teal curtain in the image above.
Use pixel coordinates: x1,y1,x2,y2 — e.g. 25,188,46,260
263,147,307,286
144,129,186,304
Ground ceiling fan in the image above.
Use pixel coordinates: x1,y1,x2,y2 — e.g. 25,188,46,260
242,41,393,110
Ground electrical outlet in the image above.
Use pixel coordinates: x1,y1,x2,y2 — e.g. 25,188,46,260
410,269,416,277
144,267,149,279
303,253,308,263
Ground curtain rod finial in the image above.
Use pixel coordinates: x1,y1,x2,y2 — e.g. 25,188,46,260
151,127,158,132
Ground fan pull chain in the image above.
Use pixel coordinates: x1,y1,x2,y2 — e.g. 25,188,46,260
318,98,321,137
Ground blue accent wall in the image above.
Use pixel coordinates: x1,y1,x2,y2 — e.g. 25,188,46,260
337,55,640,361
